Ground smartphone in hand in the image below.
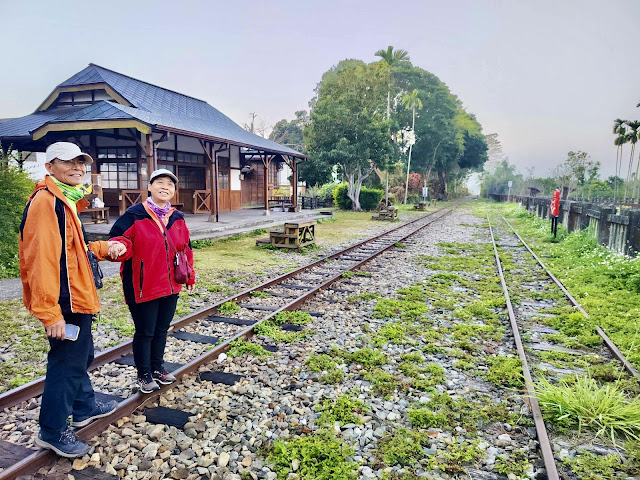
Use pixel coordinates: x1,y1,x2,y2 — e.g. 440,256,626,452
64,324,80,341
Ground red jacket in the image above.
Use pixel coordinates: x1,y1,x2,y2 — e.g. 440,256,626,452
109,203,195,304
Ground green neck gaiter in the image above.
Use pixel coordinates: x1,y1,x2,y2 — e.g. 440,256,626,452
53,178,84,203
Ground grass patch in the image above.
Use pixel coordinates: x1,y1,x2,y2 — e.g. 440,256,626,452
534,375,640,441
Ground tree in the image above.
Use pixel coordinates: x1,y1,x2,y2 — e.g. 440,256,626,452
305,60,391,211
401,89,422,203
374,46,411,206
613,119,628,201
624,121,639,201
374,46,411,122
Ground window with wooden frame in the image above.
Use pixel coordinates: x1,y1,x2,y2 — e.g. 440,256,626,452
100,162,138,189
178,166,206,190
97,147,137,160
53,89,114,107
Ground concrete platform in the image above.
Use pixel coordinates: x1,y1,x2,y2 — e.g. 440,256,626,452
0,208,333,302
85,208,333,241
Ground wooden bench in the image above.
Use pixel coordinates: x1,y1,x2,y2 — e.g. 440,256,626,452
430,199,437,207
372,206,398,220
80,207,110,225
269,220,316,248
414,201,427,211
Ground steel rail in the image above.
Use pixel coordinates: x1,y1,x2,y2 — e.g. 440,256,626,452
487,215,560,480
0,206,456,479
0,208,445,411
500,214,640,380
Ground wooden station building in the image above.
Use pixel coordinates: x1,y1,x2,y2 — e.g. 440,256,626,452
0,64,306,217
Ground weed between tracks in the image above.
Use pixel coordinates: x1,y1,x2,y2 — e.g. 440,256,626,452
474,201,640,475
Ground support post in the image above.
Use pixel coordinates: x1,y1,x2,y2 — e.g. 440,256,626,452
263,154,270,216
291,156,298,211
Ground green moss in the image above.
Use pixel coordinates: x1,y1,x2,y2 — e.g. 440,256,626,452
315,394,368,425
274,310,313,325
267,430,357,480
227,339,270,358
376,428,432,467
493,450,531,478
441,439,482,474
255,320,307,343
319,369,345,384
486,356,524,388
363,369,403,398
218,301,241,314
344,348,387,368
305,353,337,373
346,292,380,303
251,290,271,298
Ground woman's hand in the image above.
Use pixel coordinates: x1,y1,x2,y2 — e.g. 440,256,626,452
107,241,127,259
186,283,195,294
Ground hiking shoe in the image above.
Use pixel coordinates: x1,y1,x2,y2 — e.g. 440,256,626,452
137,373,160,393
152,368,176,385
71,400,118,427
35,428,90,458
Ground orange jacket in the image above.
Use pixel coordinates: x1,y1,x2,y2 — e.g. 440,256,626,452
19,176,110,326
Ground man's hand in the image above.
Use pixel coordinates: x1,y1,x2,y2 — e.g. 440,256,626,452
45,319,66,340
107,241,127,259
186,283,195,294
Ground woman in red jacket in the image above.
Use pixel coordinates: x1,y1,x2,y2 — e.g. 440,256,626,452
110,169,195,393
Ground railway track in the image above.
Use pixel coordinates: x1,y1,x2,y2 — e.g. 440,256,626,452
0,205,456,480
487,213,639,479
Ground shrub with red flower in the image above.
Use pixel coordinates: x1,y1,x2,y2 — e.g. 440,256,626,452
407,173,422,194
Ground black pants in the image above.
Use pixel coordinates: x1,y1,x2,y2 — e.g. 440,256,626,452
551,215,558,237
40,313,96,440
128,294,178,377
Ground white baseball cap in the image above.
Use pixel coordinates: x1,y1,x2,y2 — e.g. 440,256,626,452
149,168,178,184
45,142,93,165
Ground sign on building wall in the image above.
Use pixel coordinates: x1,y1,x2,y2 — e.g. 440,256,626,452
272,186,291,197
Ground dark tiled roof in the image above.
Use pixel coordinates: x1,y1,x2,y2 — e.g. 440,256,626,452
1,64,303,157
0,107,86,137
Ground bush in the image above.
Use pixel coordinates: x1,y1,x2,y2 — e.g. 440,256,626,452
0,166,34,278
334,183,384,211
317,182,339,204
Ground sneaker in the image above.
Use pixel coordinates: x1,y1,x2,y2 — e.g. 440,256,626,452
35,428,90,458
152,368,176,385
137,373,160,393
71,400,118,427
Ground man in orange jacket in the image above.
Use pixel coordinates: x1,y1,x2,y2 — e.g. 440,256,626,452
19,142,126,458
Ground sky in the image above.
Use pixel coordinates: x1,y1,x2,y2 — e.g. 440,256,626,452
1,0,639,179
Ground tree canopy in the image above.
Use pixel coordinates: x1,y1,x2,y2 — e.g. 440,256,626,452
304,59,391,210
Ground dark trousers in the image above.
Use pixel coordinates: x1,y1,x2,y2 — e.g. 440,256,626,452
39,313,96,440
551,215,558,237
128,294,178,377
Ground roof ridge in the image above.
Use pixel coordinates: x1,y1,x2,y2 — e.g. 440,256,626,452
88,63,210,105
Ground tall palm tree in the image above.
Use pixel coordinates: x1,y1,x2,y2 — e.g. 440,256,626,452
624,124,638,201
401,89,423,204
374,46,410,207
375,46,411,121
613,119,627,201
629,120,640,202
